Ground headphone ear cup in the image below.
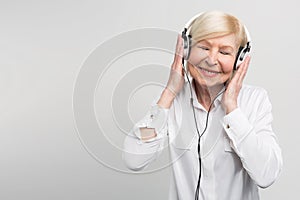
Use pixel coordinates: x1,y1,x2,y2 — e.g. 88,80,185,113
182,28,192,60
187,35,192,60
233,42,251,70
233,47,243,70
182,34,191,60
182,34,188,60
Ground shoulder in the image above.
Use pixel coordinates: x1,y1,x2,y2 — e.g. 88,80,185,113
239,84,272,116
239,84,269,102
173,81,192,104
179,81,192,97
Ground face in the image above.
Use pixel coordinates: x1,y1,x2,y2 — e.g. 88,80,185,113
187,33,238,88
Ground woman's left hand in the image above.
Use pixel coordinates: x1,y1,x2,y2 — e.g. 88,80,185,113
222,56,251,114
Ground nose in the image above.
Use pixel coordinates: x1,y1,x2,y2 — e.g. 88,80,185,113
205,50,218,67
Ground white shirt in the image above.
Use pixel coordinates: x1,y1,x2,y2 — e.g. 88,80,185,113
123,82,283,200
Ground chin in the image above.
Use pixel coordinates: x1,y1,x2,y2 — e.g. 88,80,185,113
193,77,226,88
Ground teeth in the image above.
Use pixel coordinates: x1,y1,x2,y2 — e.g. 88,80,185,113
205,70,216,74
199,67,219,74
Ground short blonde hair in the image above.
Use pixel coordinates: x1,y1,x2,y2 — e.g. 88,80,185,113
188,11,248,49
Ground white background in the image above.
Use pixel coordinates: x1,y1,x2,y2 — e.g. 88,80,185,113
0,0,299,199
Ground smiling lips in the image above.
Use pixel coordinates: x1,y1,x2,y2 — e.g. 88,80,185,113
196,66,221,77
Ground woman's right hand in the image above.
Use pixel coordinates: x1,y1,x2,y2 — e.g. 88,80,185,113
157,34,185,108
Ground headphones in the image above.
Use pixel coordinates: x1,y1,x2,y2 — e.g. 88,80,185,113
180,12,253,200
181,12,252,70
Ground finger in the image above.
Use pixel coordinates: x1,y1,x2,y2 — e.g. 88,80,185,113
238,56,251,84
172,34,184,68
231,56,250,83
230,63,243,84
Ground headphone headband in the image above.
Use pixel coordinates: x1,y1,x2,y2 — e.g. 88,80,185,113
183,12,204,35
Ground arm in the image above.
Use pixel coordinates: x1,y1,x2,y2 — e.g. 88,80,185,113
222,89,283,188
123,35,185,171
122,103,169,171
222,57,282,187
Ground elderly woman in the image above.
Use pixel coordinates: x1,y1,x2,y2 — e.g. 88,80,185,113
123,11,282,200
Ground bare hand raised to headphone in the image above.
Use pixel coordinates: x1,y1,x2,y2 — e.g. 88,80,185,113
222,56,251,114
157,35,185,109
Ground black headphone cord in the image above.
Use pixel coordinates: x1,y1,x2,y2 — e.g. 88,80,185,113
181,62,225,200
193,88,225,200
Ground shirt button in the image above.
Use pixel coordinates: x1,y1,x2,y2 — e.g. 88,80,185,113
226,124,230,129
150,114,154,119
137,140,142,145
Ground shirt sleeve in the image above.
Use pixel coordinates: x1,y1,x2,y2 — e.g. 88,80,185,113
132,104,169,141
221,89,283,188
122,98,170,171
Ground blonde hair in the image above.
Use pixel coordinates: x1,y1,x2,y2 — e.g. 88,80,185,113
188,11,248,49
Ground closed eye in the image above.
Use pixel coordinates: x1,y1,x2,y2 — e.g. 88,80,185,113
220,51,231,55
198,46,209,51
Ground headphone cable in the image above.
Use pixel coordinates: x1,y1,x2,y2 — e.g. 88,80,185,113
182,62,225,200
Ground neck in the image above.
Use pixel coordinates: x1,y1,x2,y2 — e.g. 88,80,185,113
193,80,224,111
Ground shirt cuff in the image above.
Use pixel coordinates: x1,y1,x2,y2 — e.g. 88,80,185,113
134,104,169,141
222,108,253,147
